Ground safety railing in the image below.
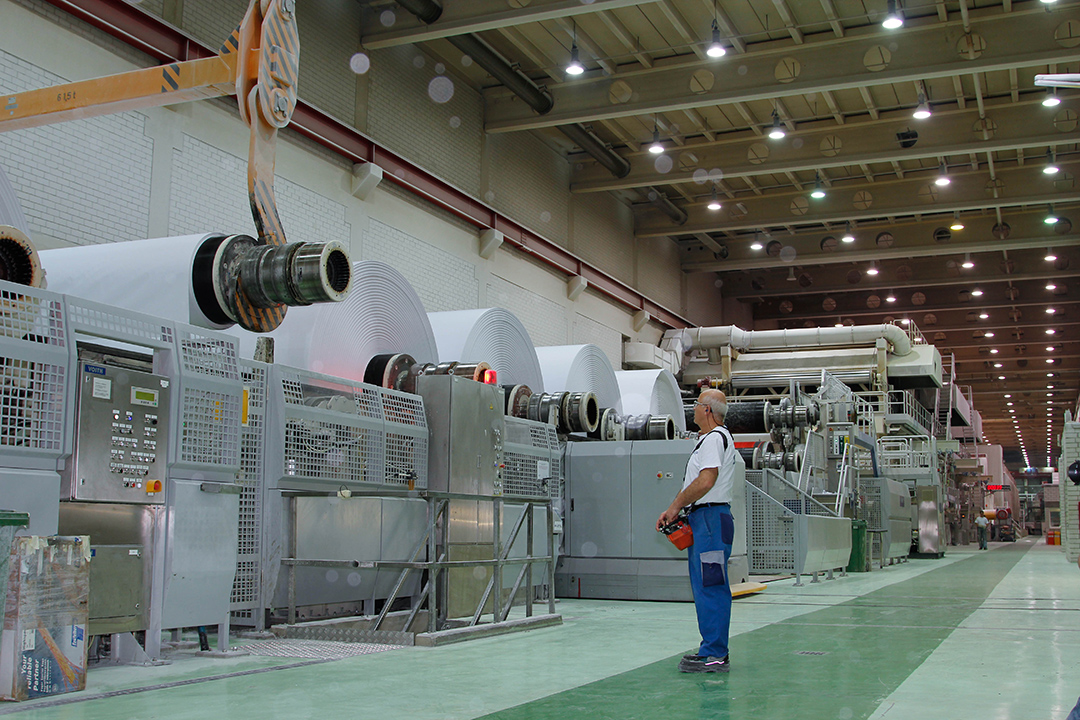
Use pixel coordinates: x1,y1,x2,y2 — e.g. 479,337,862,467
886,390,933,435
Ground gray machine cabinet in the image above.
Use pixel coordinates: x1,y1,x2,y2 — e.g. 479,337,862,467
158,479,241,629
630,440,695,559
416,375,503,496
564,441,632,558
272,496,426,610
0,469,60,536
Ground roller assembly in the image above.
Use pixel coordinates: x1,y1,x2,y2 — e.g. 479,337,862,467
0,226,45,288
365,353,495,393
624,414,676,441
723,398,819,435
193,234,352,330
525,391,600,434
739,441,803,472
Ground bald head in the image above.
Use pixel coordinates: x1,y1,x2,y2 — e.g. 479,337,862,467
698,388,727,425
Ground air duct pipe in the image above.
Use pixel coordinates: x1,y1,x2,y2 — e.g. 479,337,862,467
647,188,688,225
394,0,631,180
0,226,45,288
663,324,913,357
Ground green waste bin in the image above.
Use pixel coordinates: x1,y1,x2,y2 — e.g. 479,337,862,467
847,519,868,573
0,511,30,612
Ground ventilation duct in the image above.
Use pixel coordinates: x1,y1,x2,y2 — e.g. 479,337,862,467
394,0,631,179
663,324,914,357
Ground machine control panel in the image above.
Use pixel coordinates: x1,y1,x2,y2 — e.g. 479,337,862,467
61,361,171,504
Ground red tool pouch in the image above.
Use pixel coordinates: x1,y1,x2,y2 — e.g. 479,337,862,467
660,518,694,550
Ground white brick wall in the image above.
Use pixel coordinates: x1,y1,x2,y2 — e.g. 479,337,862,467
572,191,633,283
573,314,624,370
487,275,568,348
0,50,152,246
637,237,685,313
486,132,570,248
362,219,479,312
169,134,351,248
180,1,360,124
367,45,483,196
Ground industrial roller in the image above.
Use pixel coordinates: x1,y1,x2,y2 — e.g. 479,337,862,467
624,414,675,441
527,392,562,427
724,398,819,434
560,392,600,434
587,407,623,441
0,226,45,288
738,440,804,471
503,384,533,418
365,353,496,393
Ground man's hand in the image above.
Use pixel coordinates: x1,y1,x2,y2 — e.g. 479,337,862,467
657,506,680,532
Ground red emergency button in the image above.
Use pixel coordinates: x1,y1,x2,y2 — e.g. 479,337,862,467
657,472,663,478
146,480,162,494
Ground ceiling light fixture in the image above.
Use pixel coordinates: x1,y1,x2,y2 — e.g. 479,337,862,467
994,363,1003,368
768,109,786,140
886,293,897,303
707,186,722,211
979,313,989,319
649,117,664,154
971,288,984,297
990,348,999,354
935,161,951,186
1044,206,1059,226
1046,307,1057,314
1047,358,1056,364
751,241,764,250
961,252,974,268
984,331,995,337
1046,283,1057,291
882,0,904,29
866,264,879,276
1046,328,1056,335
1044,149,1060,175
913,91,931,120
1047,346,1055,352
566,23,585,76
842,222,855,243
952,213,966,232
810,172,826,199
1043,89,1061,106
706,18,726,58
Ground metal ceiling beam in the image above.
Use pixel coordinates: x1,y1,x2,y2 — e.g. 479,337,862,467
754,292,1080,322
739,269,1079,299
360,0,656,49
641,161,1080,238
572,99,1067,193
683,210,1080,272
485,9,1080,132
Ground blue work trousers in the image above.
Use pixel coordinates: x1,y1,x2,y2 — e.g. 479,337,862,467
687,504,735,659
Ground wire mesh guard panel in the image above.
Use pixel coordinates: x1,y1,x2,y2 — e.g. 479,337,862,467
502,418,561,497
179,330,240,381
280,371,385,486
181,387,242,466
232,362,268,610
746,472,795,573
862,480,885,561
65,300,174,347
380,388,428,490
0,287,68,454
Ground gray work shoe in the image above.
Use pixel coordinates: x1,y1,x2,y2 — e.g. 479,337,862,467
678,655,729,673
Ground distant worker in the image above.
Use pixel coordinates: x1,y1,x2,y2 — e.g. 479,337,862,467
656,388,736,673
975,513,989,550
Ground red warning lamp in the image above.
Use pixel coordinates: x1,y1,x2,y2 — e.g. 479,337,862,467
482,369,498,385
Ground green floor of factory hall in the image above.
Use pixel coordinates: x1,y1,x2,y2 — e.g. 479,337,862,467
2,536,1077,720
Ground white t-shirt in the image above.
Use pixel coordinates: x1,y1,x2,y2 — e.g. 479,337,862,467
975,515,989,528
681,426,737,505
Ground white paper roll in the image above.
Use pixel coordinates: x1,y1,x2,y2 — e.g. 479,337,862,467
0,164,29,236
615,369,686,432
428,308,544,392
534,344,621,413
39,234,230,329
235,260,439,383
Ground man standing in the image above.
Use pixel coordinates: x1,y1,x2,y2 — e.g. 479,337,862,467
657,388,737,673
975,513,989,550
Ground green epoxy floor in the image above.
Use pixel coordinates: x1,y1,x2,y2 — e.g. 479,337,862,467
4,538,1078,719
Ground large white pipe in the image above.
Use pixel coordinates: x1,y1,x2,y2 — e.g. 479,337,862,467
663,324,913,357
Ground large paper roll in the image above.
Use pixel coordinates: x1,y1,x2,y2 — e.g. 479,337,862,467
0,164,29,236
615,369,686,432
40,234,231,329
428,308,545,392
534,344,621,413
235,260,438,382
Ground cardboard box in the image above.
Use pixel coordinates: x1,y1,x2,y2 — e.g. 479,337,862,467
1,536,90,701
